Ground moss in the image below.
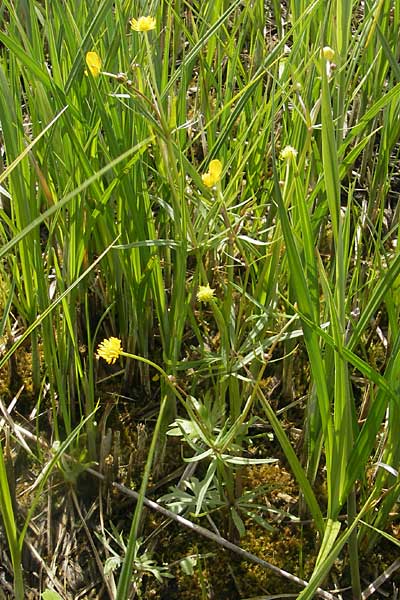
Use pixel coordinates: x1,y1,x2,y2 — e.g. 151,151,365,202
143,463,318,599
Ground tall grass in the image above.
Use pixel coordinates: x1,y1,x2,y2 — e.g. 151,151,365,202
0,0,399,597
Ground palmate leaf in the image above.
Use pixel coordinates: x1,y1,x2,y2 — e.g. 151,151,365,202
159,475,223,516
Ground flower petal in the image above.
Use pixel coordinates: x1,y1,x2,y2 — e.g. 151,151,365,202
85,51,102,77
202,172,215,188
97,337,123,364
208,159,222,179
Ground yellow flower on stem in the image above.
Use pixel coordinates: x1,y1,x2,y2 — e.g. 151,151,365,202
97,337,123,364
130,16,156,32
202,159,222,188
197,284,215,303
85,51,102,77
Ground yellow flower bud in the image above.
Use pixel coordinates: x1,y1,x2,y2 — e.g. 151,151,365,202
85,51,102,77
202,159,222,188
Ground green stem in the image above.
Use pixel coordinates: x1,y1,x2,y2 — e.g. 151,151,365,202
0,440,24,599
347,488,361,599
116,389,169,599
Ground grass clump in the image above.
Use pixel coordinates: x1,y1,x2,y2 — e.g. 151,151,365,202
0,1,400,598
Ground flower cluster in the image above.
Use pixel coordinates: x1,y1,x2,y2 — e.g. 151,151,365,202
97,337,123,364
280,145,298,162
130,16,156,32
196,284,215,303
202,159,222,188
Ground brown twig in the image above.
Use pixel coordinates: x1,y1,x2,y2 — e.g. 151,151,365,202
6,413,335,599
361,558,400,600
86,465,335,600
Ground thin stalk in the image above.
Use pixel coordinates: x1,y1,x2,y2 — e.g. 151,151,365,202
347,488,361,599
115,351,185,599
0,439,24,599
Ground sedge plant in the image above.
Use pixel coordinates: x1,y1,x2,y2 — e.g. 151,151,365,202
0,0,400,597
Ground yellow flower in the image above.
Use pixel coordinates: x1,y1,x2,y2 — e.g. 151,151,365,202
197,284,215,303
202,159,222,188
130,16,156,32
85,51,102,77
322,46,335,61
280,145,298,162
97,337,123,364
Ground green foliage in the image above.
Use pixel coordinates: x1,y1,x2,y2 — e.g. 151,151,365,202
41,591,63,600
0,0,399,597
98,527,172,585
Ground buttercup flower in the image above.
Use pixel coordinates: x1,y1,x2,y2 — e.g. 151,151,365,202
197,284,215,303
97,337,123,364
280,145,298,162
202,159,222,188
130,16,156,32
322,46,335,61
85,51,102,77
